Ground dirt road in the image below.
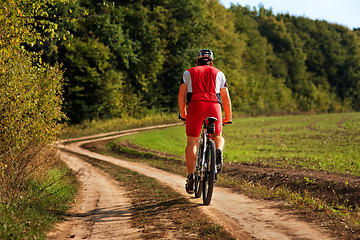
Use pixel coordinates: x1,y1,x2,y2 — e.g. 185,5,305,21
49,124,335,240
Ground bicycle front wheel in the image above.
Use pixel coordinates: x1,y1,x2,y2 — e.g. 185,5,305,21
194,142,203,198
194,174,202,198
202,140,216,205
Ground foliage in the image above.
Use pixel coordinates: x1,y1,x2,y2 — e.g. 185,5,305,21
230,5,359,113
0,0,68,205
0,162,77,240
62,112,179,138
35,0,359,124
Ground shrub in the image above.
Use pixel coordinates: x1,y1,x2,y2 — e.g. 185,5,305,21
0,0,68,205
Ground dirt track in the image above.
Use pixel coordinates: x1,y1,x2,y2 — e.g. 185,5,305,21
48,124,335,240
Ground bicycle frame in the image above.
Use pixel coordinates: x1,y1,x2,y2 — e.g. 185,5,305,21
196,118,217,181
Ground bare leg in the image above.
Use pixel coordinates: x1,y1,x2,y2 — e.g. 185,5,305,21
211,134,225,150
212,134,225,172
185,136,199,174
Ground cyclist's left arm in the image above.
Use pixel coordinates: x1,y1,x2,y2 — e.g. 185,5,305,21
220,87,232,123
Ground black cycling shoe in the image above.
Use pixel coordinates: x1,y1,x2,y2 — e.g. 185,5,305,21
216,149,223,173
185,173,195,194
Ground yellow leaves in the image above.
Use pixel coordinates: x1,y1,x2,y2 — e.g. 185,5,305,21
0,162,7,177
17,8,22,17
0,3,66,178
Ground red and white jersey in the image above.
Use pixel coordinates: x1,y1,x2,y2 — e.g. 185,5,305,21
181,65,227,104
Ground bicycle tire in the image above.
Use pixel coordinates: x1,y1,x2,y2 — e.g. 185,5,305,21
202,140,216,205
194,174,202,198
194,142,203,198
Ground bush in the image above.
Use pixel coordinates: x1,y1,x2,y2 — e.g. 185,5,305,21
0,0,67,205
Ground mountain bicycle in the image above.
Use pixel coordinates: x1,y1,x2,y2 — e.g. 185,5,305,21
179,114,231,205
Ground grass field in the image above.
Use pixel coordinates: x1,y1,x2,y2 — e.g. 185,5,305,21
0,161,78,239
91,112,360,238
117,113,360,176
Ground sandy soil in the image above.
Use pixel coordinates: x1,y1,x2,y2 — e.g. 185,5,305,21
49,124,335,240
47,150,141,240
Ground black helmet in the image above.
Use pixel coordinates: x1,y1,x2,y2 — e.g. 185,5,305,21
197,49,214,61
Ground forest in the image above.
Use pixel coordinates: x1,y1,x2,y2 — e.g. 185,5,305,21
13,0,356,123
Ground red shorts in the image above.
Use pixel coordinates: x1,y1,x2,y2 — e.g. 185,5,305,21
186,101,222,137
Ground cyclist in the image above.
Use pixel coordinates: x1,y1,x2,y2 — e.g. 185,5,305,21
178,48,232,194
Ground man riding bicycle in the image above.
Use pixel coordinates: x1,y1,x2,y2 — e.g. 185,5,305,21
178,48,232,194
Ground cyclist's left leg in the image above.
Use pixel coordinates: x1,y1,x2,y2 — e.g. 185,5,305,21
185,136,199,174
204,102,224,173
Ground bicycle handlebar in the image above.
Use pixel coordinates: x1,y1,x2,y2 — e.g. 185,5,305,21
223,120,232,126
178,113,186,121
179,113,232,125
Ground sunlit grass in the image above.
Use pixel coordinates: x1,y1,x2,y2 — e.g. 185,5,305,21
0,162,77,239
117,113,360,176
62,113,179,138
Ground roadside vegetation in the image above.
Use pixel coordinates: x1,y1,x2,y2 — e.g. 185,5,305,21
1,1,78,239
62,112,179,138
0,159,78,239
95,113,360,239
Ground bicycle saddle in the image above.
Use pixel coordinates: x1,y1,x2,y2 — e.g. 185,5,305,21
205,117,218,124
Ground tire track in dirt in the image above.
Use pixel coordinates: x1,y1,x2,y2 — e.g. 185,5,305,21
53,124,335,240
47,151,141,240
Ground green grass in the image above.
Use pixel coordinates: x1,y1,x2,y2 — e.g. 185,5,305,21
62,113,179,139
117,113,360,176
0,163,78,240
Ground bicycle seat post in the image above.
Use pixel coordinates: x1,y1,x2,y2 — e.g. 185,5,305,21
204,117,217,135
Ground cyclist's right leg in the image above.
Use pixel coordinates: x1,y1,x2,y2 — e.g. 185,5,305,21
185,101,203,194
185,136,198,194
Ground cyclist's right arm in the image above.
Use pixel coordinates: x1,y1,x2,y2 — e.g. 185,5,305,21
220,87,232,123
178,83,187,120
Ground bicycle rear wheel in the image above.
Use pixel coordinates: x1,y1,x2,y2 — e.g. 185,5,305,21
202,140,216,205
